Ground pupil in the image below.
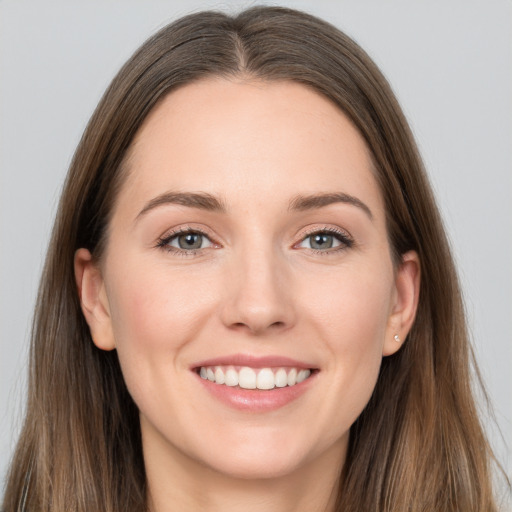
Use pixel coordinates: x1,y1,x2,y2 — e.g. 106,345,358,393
312,234,333,249
179,233,202,249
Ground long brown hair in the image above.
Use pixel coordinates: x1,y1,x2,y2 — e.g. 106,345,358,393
2,6,502,511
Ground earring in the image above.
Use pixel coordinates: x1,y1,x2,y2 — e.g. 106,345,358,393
394,334,401,343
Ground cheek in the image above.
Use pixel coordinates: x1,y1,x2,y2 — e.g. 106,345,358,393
307,261,393,347
104,260,218,394
303,263,394,421
107,259,215,344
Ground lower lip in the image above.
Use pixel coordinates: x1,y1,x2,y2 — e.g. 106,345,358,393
195,372,316,412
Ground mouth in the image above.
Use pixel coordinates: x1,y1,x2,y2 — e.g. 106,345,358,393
191,354,318,411
196,365,314,390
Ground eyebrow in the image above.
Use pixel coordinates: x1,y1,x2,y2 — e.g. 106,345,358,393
288,192,373,219
136,191,227,221
135,190,372,222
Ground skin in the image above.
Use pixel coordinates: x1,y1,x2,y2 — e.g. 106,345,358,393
75,79,420,512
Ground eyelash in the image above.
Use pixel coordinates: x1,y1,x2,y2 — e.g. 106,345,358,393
296,227,354,255
156,227,217,257
156,226,354,256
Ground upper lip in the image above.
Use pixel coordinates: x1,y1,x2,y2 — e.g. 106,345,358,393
191,353,316,370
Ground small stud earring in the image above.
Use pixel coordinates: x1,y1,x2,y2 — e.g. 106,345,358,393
394,334,401,343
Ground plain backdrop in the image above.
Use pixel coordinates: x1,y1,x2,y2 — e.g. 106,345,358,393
1,0,511,491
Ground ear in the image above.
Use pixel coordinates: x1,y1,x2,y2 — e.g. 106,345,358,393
74,248,116,351
383,250,421,356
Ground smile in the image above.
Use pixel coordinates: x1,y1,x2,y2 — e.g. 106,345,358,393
198,365,312,390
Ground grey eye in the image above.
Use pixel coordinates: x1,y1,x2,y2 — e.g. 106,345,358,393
310,234,334,249
299,232,343,250
169,232,212,250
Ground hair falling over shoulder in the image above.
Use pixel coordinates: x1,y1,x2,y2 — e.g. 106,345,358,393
2,6,507,512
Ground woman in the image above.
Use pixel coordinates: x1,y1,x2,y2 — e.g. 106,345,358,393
2,6,502,511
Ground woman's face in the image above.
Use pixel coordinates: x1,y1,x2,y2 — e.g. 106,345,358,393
77,79,419,481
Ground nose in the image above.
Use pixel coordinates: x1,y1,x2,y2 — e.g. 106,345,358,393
220,244,296,336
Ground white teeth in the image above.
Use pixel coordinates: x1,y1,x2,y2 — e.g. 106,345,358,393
239,367,257,389
275,368,288,388
198,365,313,390
256,368,275,390
225,368,239,387
214,367,225,385
296,369,311,383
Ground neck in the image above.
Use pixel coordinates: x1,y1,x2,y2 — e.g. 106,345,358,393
144,429,346,512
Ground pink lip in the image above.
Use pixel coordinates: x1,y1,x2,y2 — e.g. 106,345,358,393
191,353,314,370
191,353,318,413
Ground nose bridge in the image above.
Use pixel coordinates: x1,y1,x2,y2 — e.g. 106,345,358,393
221,231,294,334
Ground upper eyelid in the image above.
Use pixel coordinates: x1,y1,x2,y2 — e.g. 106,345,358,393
156,228,219,255
156,224,353,248
158,225,218,243
297,225,353,241
294,226,354,251
166,230,212,243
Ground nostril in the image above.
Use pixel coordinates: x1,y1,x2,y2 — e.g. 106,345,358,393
229,319,287,334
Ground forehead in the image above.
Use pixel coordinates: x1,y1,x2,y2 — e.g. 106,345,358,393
119,78,383,219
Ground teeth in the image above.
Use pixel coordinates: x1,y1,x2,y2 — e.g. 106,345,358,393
296,369,310,383
239,367,257,389
256,368,275,390
198,365,312,390
225,368,238,387
214,367,225,385
287,368,297,386
275,368,288,388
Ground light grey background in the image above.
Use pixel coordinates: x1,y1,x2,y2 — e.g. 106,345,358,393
1,0,511,493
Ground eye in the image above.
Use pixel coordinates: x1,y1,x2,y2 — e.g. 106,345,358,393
158,230,214,252
297,229,353,251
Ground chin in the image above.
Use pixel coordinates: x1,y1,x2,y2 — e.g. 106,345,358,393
200,450,309,481
187,426,347,482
